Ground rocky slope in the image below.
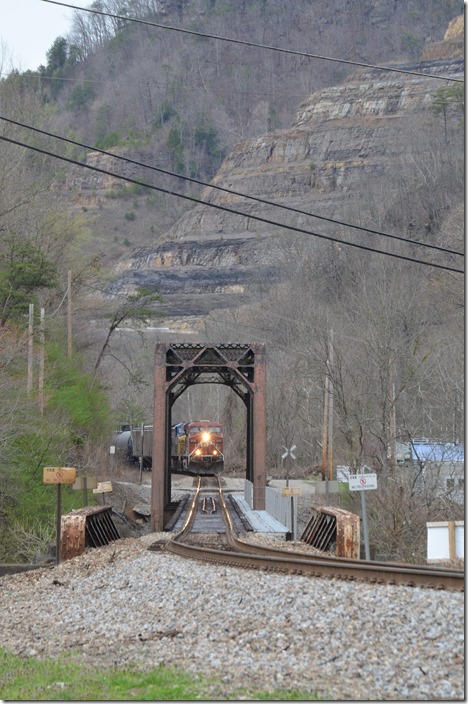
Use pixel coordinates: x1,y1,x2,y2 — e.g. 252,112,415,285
101,15,464,320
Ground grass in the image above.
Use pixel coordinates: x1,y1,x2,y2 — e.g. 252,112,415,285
0,648,320,700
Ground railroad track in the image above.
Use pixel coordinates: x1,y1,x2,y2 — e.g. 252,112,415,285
153,477,464,592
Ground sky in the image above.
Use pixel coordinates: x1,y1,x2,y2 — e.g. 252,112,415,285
1,0,90,73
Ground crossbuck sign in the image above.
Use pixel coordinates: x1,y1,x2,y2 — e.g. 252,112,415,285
348,473,378,491
282,445,297,461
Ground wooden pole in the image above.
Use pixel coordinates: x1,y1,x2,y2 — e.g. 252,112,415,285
56,483,62,565
82,476,88,507
67,270,72,358
139,422,144,485
327,329,334,481
38,307,45,416
321,374,329,481
389,350,396,469
27,304,34,394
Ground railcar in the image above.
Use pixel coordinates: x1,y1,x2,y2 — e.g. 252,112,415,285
129,420,224,475
171,420,224,475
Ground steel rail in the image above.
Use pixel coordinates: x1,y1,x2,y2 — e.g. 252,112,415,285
216,479,463,589
163,478,464,592
172,476,202,541
230,533,464,579
166,539,463,591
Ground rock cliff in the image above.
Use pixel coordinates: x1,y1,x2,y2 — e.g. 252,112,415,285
105,15,464,321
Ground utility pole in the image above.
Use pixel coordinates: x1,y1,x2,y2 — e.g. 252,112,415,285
39,307,45,416
27,304,34,394
327,329,334,482
321,373,329,481
67,270,72,358
139,422,144,485
388,350,396,469
321,329,334,501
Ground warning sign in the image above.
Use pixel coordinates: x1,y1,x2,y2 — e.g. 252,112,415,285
93,481,113,494
282,487,301,496
43,467,77,485
348,473,377,491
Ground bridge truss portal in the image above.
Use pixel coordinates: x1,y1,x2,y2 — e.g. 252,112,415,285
151,342,267,531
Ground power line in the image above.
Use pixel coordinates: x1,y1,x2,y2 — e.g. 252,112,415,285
1,115,462,259
40,0,463,84
0,132,463,275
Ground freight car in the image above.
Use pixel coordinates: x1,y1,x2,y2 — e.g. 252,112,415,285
111,425,134,463
130,420,224,475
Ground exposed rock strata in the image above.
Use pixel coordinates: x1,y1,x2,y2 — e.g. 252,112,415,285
106,22,463,318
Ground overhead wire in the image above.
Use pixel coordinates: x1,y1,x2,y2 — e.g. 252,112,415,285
0,132,463,275
0,115,463,259
4,5,462,262
40,0,463,84
0,115,465,257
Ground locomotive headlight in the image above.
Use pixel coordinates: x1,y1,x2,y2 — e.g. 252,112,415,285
212,450,217,456
202,432,210,442
195,449,202,456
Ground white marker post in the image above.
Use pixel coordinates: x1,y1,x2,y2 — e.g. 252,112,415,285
348,473,377,560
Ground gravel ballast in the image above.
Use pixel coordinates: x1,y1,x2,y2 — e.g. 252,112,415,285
0,534,464,700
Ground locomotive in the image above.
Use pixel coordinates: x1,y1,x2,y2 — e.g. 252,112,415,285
129,420,224,475
171,420,224,475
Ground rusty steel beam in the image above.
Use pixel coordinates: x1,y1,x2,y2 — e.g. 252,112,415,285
151,345,167,532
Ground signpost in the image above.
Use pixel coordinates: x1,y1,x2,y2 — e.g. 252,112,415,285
348,473,377,491
282,444,297,540
348,472,378,560
43,467,77,565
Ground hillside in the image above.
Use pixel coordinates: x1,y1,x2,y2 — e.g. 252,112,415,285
0,1,464,573
0,2,463,458
102,15,464,323
11,0,461,276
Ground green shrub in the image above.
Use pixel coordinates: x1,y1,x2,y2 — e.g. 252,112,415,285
66,81,96,113
95,131,121,150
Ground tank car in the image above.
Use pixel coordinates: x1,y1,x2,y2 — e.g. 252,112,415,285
111,425,135,463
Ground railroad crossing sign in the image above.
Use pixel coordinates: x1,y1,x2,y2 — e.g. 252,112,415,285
348,473,378,491
282,445,297,461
